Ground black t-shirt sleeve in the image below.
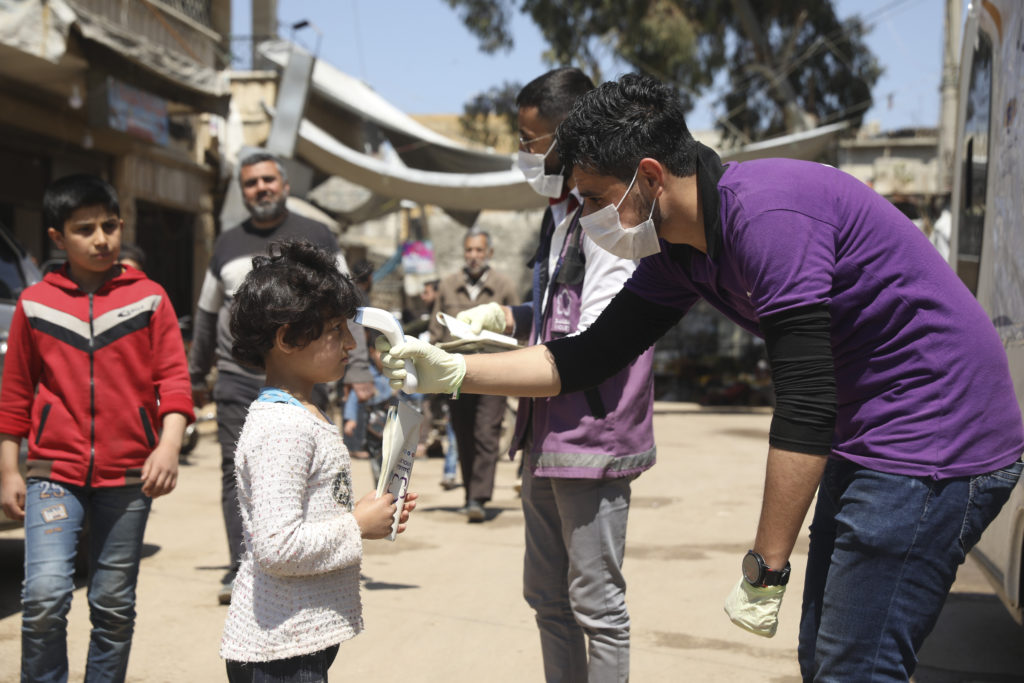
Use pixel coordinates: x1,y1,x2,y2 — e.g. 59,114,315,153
760,303,836,455
545,288,685,394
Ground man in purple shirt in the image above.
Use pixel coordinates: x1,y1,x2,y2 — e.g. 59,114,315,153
379,74,1024,681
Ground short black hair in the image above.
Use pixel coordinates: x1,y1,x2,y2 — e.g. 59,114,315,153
557,72,700,182
43,174,120,232
238,151,288,183
516,67,595,124
230,240,359,369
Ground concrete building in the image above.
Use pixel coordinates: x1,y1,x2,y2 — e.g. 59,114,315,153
0,0,232,316
838,124,946,238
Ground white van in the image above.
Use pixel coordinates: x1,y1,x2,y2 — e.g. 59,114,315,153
949,0,1024,623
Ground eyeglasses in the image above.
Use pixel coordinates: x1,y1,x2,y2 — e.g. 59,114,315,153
518,132,555,151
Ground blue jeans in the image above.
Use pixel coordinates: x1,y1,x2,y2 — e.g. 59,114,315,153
21,478,152,683
443,421,458,478
226,645,340,682
797,456,1023,681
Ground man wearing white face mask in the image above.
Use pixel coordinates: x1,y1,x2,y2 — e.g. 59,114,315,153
378,73,1024,682
458,67,656,683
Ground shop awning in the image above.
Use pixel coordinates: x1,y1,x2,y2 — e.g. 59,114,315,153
0,0,230,115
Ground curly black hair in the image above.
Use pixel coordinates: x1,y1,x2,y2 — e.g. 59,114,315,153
230,240,359,369
556,72,700,183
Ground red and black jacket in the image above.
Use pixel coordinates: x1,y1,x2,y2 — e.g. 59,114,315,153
0,264,194,488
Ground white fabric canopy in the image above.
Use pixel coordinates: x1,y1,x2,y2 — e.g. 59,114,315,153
257,38,851,214
258,40,511,174
721,121,851,163
293,114,545,212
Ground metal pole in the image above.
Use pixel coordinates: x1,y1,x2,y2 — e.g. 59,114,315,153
937,0,962,195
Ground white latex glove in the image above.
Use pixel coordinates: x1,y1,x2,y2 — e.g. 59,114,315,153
456,302,507,335
723,578,786,638
376,336,466,395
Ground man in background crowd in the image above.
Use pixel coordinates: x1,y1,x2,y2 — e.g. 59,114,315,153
428,229,518,522
188,152,356,605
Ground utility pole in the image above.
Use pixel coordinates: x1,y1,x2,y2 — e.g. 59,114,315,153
937,0,962,195
251,0,278,70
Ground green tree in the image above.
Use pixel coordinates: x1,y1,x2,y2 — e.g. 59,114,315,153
459,80,522,150
446,0,882,144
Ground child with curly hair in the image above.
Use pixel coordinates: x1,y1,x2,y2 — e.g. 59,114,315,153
220,239,417,682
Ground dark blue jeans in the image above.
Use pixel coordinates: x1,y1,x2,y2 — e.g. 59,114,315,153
797,456,1023,681
225,645,339,683
215,397,251,577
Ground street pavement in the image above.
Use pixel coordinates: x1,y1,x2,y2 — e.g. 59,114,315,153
1,402,1023,682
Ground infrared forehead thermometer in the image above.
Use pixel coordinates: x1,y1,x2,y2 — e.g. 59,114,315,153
352,307,418,393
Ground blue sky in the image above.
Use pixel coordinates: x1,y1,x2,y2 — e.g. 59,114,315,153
232,0,946,133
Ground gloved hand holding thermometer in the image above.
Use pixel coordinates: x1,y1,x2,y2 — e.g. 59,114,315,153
375,336,466,396
352,308,419,394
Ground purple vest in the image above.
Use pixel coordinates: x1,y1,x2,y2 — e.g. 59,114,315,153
510,211,656,479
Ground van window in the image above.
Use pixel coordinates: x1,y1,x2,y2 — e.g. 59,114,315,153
956,32,993,294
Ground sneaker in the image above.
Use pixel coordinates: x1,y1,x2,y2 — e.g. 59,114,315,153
217,579,234,605
440,476,459,490
466,500,486,523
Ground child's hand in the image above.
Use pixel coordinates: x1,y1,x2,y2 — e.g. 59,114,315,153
141,443,179,499
343,419,357,437
0,470,26,521
353,491,398,539
392,492,419,535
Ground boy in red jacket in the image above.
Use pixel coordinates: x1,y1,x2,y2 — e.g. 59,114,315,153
0,174,193,682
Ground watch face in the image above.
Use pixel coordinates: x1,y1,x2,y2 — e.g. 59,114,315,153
742,551,762,584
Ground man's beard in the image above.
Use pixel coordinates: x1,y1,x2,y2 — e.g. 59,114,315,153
464,259,489,278
632,189,661,234
246,197,287,222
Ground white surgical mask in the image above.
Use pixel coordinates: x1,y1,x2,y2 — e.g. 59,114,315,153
579,168,662,260
517,138,565,198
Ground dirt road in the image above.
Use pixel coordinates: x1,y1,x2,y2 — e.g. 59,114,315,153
1,404,1021,681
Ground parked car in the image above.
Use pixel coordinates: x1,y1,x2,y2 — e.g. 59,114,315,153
0,220,42,531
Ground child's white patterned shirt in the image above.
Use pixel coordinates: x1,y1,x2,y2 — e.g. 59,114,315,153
220,401,363,662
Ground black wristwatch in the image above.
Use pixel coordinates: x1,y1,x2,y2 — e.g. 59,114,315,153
742,550,791,587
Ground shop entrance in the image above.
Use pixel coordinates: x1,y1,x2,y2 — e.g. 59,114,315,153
135,200,194,317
